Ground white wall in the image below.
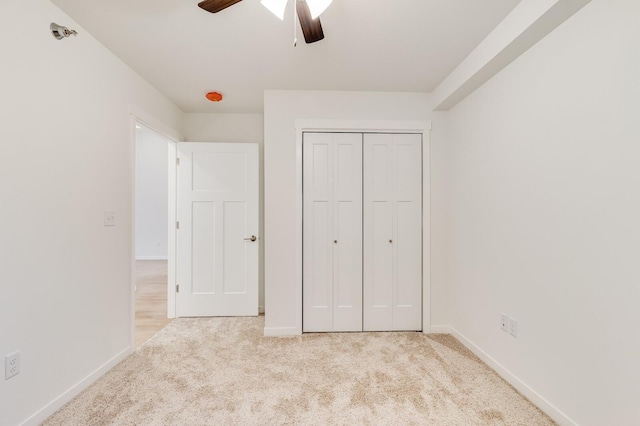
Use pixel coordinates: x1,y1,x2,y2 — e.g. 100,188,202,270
429,111,451,327
183,113,263,143
435,0,640,424
183,113,265,311
0,1,183,424
135,126,169,260
263,91,431,334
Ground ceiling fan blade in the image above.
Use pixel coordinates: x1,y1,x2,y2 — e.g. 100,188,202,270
198,0,243,13
296,0,324,44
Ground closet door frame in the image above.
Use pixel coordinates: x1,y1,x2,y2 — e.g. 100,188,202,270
294,119,432,335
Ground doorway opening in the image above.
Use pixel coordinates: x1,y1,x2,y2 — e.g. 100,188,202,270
134,122,173,347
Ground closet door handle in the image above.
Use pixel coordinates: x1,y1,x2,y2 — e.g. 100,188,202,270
334,240,338,244
244,235,257,242
389,239,393,243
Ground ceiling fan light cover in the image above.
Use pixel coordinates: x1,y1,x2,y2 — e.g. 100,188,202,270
307,0,332,19
261,0,288,20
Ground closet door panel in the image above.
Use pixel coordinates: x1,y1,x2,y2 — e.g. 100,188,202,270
335,201,358,307
392,134,422,330
396,201,420,306
364,133,422,331
366,200,393,330
370,142,392,195
303,133,362,332
333,135,363,331
310,201,331,307
363,134,394,330
303,134,333,332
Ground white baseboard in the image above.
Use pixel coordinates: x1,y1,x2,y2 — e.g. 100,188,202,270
429,325,453,334
263,326,301,337
21,347,131,426
135,256,168,260
426,325,576,426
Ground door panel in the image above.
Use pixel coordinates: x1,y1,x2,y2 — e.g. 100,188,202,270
333,137,363,331
303,133,362,332
367,200,393,331
177,143,258,317
393,138,422,330
371,143,392,195
364,133,422,331
335,201,357,308
192,151,246,192
223,201,247,294
396,202,416,307
303,135,333,331
192,201,216,294
311,200,331,309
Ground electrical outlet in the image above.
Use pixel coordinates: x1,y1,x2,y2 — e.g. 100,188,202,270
509,317,518,337
5,351,20,380
104,210,116,227
500,314,508,332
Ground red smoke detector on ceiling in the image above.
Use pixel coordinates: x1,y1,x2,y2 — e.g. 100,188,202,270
206,92,223,102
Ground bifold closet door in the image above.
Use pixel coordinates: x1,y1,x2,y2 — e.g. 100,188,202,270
303,133,363,332
363,133,422,331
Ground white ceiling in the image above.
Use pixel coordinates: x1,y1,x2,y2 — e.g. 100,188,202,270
52,0,520,113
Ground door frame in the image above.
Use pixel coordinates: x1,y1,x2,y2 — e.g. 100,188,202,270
129,109,180,351
295,120,432,334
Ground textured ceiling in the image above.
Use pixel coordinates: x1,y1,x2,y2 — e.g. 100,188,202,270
52,0,520,113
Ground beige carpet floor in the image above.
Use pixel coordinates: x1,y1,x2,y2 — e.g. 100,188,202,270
44,317,555,425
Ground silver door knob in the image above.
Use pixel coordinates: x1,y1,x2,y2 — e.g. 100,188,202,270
244,235,257,242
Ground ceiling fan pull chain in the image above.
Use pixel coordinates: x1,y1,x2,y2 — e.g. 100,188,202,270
293,0,298,47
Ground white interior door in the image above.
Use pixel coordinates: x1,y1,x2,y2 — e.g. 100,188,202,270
176,142,259,317
364,133,422,331
303,133,363,332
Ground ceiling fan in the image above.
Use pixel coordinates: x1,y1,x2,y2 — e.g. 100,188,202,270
197,0,331,44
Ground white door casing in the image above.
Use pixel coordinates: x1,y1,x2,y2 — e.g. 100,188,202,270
281,120,431,338
303,133,363,332
176,142,259,317
363,133,422,331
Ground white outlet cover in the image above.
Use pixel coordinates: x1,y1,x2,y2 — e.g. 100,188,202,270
509,317,518,337
104,210,116,227
5,351,20,380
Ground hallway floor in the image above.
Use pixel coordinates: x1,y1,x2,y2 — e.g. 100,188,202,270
135,260,172,348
